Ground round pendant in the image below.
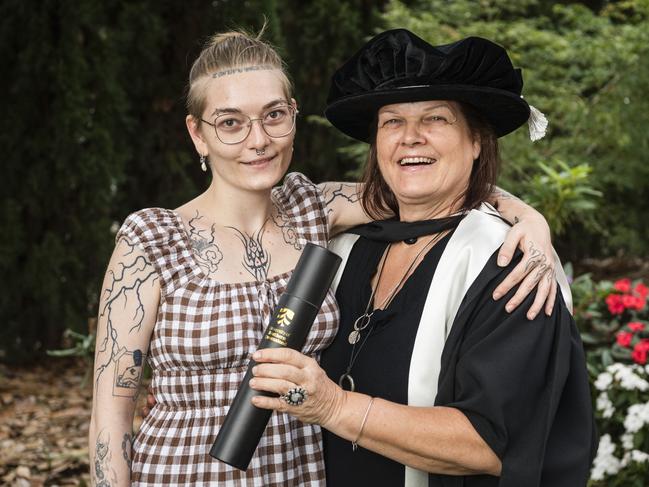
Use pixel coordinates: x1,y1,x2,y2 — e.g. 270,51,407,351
338,373,355,392
348,330,361,344
353,313,372,331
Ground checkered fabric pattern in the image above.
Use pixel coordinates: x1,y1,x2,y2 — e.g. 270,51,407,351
117,173,339,486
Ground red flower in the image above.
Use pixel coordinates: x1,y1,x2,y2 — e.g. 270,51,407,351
632,296,646,311
606,294,625,315
632,340,649,365
623,294,637,309
615,278,632,293
617,331,634,347
635,282,649,298
628,322,646,332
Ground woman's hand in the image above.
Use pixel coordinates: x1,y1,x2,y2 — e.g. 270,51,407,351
249,348,345,428
493,212,557,320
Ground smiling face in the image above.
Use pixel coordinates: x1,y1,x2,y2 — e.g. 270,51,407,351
375,100,481,218
186,68,296,193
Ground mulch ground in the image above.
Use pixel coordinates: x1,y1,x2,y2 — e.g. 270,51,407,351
0,359,147,486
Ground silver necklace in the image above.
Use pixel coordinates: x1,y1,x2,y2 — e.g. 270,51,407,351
339,233,445,392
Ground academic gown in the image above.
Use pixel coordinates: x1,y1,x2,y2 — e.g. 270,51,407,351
431,250,597,486
324,205,597,487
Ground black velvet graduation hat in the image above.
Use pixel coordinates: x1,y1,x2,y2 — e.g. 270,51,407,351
325,29,534,142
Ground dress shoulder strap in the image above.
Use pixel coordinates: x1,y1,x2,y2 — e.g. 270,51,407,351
116,208,196,295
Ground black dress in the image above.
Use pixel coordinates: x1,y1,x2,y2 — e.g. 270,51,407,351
321,234,452,486
320,235,597,487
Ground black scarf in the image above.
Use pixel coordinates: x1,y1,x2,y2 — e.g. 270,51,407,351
347,215,465,243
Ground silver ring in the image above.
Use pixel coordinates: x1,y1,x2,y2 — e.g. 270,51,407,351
281,386,308,406
256,148,266,156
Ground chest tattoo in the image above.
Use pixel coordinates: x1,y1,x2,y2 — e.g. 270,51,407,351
271,202,303,250
227,221,271,281
187,211,224,274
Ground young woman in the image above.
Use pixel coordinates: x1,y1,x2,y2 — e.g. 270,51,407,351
89,29,559,486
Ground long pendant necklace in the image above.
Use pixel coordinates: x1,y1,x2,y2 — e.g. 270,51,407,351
339,232,445,392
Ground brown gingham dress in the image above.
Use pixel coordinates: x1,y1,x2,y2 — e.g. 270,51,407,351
116,173,339,486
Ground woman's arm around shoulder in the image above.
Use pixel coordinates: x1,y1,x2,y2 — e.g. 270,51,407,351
88,237,160,486
488,186,558,319
317,181,373,235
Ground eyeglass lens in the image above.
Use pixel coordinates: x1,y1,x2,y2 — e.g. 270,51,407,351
213,106,296,144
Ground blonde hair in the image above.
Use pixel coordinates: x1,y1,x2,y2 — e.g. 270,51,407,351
186,27,292,119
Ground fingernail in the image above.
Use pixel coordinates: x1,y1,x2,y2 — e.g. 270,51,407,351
527,312,536,320
505,304,514,313
252,366,258,375
493,291,502,300
498,256,508,266
249,379,257,387
253,351,261,360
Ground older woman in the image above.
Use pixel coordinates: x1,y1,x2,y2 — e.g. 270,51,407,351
250,30,596,487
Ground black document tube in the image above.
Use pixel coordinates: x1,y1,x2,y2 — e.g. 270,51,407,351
209,242,342,470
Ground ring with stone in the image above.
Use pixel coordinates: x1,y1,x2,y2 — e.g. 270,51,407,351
281,386,308,406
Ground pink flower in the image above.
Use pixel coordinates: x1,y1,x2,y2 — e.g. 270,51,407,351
628,322,646,332
632,340,649,365
606,294,625,315
617,331,633,347
615,278,632,293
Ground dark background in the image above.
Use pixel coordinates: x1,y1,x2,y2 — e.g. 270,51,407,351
2,0,647,363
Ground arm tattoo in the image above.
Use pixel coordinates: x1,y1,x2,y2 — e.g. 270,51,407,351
95,238,156,396
188,211,224,273
122,432,133,469
270,202,303,250
322,183,361,215
490,188,521,211
113,348,145,398
94,429,116,486
227,221,271,281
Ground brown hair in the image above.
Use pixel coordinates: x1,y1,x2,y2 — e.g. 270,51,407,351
360,102,500,219
186,27,293,120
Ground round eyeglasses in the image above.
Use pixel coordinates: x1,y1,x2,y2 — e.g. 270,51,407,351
200,105,298,145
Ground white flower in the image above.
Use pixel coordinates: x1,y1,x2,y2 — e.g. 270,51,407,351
594,372,613,391
591,434,622,481
606,363,649,391
623,402,649,433
631,450,649,463
621,433,634,450
596,392,615,418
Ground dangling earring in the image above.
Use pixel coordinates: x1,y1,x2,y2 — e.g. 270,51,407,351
200,154,208,172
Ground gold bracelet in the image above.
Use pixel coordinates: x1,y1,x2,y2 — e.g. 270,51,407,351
352,397,375,451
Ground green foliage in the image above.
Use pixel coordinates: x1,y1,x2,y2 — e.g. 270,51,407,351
571,274,649,484
0,0,384,363
380,0,649,257
0,0,130,363
521,160,602,235
4,0,648,365
47,329,96,385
